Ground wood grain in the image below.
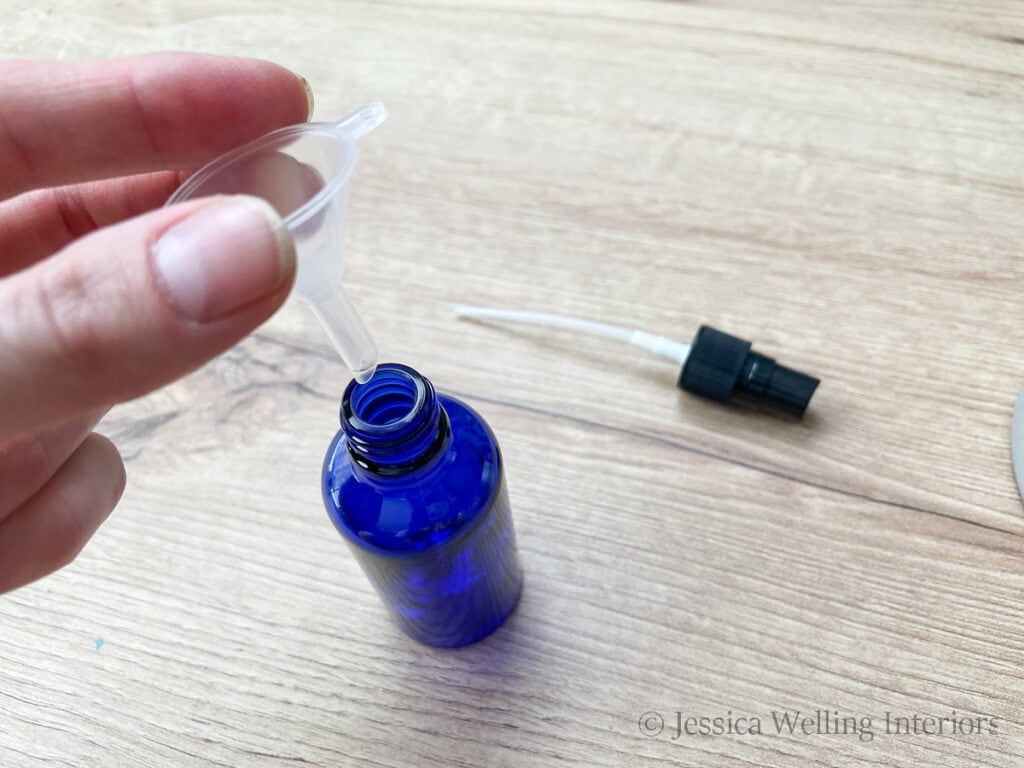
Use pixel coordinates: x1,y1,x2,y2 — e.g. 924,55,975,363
3,1,1024,765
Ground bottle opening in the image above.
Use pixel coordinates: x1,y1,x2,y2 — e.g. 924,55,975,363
357,386,415,426
340,364,448,475
348,367,425,430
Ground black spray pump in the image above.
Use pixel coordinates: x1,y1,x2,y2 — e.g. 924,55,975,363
454,307,820,418
679,325,819,417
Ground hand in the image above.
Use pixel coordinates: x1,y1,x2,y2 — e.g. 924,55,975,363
0,53,311,592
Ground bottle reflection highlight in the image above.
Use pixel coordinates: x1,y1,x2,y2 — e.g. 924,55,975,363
322,364,522,647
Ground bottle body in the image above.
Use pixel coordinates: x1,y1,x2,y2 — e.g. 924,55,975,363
322,364,522,647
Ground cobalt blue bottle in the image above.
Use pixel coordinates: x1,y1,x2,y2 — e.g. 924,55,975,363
322,363,522,647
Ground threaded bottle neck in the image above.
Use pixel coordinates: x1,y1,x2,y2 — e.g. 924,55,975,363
340,363,449,476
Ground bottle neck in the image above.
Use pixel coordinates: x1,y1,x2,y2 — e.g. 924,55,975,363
340,363,450,477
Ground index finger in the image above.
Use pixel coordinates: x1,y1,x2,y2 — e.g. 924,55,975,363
0,52,312,201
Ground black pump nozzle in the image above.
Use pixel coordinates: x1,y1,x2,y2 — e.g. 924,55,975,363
678,325,819,418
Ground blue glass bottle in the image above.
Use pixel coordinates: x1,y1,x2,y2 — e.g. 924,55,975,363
322,363,522,647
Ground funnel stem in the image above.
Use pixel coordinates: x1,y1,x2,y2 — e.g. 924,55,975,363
308,289,379,382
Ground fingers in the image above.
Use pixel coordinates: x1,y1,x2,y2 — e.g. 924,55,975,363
0,52,312,200
0,410,104,517
187,146,328,221
0,171,187,277
0,433,125,594
0,147,326,278
0,195,296,442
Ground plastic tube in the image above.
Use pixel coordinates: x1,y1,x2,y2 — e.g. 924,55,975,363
453,305,691,365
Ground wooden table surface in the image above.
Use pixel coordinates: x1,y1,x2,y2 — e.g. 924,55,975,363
4,1,1024,766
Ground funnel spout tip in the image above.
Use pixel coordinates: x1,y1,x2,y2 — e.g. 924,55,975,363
352,364,378,384
335,102,388,140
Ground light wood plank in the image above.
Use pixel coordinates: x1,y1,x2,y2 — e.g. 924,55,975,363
2,1,1023,765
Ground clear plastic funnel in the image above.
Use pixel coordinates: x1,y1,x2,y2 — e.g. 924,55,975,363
166,103,387,382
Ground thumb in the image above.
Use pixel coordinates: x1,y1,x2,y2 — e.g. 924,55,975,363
0,195,296,442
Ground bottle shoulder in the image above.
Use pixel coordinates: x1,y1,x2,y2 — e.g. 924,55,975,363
323,394,502,552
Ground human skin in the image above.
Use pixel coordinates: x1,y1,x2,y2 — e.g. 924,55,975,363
0,52,312,592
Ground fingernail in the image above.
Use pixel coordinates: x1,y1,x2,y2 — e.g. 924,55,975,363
153,196,295,323
298,75,314,120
